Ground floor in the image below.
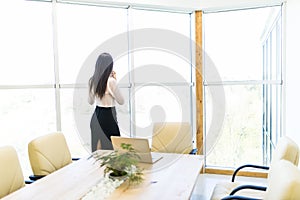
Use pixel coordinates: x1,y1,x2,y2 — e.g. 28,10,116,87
190,173,267,200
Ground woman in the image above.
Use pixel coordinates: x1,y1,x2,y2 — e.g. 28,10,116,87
88,53,124,152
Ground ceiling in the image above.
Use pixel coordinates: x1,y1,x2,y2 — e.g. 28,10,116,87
58,0,284,12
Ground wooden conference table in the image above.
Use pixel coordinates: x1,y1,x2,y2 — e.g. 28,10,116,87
3,151,203,200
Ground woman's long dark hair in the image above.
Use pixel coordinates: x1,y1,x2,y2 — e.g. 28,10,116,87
89,53,113,99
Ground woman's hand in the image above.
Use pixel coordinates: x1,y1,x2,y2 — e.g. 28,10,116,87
110,71,116,79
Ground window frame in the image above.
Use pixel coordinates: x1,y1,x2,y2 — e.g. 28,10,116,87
202,5,283,169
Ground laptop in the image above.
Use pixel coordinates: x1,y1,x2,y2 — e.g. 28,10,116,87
111,136,163,164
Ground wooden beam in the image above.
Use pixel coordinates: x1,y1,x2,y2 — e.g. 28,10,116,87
204,167,268,179
195,11,203,154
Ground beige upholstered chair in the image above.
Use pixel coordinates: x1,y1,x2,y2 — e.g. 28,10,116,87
0,146,25,198
271,136,299,166
211,136,300,200
221,159,300,200
152,122,197,154
28,132,72,180
264,159,300,200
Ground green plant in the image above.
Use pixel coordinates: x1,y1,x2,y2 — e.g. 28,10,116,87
92,143,144,185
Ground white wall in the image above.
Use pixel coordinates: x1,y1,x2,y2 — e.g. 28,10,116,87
284,0,300,144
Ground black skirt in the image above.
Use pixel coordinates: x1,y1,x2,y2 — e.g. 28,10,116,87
90,106,121,152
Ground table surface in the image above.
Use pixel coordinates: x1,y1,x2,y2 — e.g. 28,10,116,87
3,151,203,200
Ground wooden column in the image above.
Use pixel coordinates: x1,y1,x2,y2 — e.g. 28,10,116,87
195,11,203,154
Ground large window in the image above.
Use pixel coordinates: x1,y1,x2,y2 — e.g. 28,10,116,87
262,8,283,165
0,1,54,85
0,0,56,177
56,2,129,156
0,0,195,178
131,10,194,140
203,6,282,168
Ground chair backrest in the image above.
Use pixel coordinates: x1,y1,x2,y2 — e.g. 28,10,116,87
152,122,193,154
271,136,299,166
0,146,25,198
265,159,300,200
28,132,72,176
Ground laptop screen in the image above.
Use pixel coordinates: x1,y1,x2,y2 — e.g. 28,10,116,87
111,136,159,163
